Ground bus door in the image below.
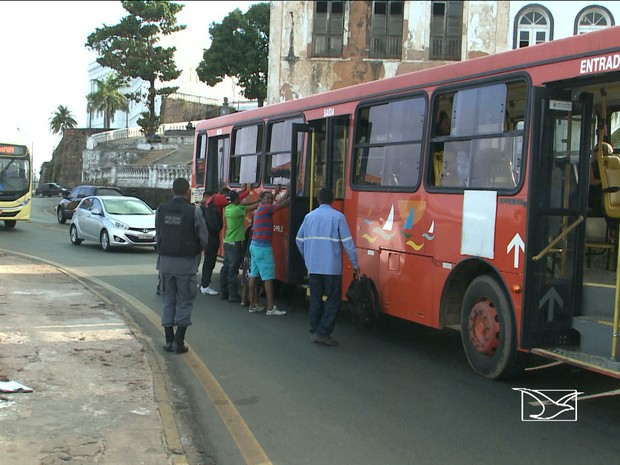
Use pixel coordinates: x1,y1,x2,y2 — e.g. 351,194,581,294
522,89,593,347
287,116,350,284
205,135,229,194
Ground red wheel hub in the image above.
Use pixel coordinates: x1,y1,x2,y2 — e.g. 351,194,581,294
467,298,500,356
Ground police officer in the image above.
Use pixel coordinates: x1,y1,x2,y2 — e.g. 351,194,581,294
156,177,209,353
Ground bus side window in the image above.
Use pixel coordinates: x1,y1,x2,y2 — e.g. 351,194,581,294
440,142,461,187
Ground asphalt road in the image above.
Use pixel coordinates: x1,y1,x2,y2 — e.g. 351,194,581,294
2,197,620,465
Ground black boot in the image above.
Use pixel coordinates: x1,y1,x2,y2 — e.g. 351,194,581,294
163,326,175,352
175,326,189,354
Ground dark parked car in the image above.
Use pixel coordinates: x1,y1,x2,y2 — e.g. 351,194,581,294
56,185,123,224
35,182,69,197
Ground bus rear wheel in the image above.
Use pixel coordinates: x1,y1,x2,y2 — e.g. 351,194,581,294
460,274,527,380
4,220,16,229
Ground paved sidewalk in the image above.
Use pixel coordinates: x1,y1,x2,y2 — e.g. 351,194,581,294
0,251,186,464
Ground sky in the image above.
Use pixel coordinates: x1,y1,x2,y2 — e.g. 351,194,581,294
1,1,258,173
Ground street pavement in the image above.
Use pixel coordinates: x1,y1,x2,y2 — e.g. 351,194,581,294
0,251,188,465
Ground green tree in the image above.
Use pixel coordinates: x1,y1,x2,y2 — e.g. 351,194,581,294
87,73,129,129
85,0,185,138
49,105,78,136
196,3,270,107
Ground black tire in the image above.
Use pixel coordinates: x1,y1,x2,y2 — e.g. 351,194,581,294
4,220,16,229
100,230,112,252
69,225,82,245
460,274,528,380
57,207,66,224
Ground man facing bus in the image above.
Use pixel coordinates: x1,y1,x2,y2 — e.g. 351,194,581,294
296,187,360,346
199,183,251,296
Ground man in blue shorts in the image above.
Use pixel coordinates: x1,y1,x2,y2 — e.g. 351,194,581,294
248,186,290,315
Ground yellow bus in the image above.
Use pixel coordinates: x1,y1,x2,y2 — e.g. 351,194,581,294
0,136,32,228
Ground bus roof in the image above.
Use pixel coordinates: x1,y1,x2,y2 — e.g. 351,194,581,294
196,25,620,131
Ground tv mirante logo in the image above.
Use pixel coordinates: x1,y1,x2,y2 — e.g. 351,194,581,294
512,388,582,421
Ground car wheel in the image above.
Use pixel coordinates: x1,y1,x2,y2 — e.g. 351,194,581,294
70,225,83,245
57,207,67,224
100,230,112,252
4,220,16,229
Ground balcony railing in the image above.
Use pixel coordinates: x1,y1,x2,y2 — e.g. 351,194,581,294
370,36,403,59
312,34,343,57
429,37,461,60
84,164,192,190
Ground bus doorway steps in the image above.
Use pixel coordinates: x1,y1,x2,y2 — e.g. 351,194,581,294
530,347,620,379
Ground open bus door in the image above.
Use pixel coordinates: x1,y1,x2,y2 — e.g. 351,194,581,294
287,117,350,285
205,136,229,195
522,89,593,348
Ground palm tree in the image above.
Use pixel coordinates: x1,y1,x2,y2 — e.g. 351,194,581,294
49,105,78,136
87,73,129,129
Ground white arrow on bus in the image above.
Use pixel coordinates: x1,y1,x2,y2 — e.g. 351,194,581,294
507,233,525,269
539,287,564,322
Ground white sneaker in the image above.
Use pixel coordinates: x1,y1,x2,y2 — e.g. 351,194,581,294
249,305,265,313
200,286,219,296
266,305,286,316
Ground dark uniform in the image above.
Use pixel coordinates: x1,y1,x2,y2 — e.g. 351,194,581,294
156,191,209,353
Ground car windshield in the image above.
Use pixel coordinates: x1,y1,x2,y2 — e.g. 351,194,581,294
103,198,153,215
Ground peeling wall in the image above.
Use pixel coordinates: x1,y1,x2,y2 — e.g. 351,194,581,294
267,1,617,105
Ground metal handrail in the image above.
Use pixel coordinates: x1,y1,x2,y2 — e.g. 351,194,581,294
532,216,584,261
613,217,620,359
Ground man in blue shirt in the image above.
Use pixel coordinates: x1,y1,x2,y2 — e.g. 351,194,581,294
295,187,360,346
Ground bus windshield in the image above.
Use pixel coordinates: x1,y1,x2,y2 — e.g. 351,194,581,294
0,156,31,195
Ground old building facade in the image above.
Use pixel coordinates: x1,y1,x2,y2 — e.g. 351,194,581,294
267,1,618,104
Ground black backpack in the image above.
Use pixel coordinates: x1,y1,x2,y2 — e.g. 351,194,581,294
346,275,379,324
201,199,223,234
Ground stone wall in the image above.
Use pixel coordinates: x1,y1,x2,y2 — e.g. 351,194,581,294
160,98,222,124
44,128,108,189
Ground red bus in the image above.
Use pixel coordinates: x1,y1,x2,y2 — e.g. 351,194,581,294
192,26,620,380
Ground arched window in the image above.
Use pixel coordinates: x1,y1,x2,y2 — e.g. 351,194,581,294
575,6,614,35
514,5,553,49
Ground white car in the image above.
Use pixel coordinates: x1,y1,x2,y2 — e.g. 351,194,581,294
69,195,156,251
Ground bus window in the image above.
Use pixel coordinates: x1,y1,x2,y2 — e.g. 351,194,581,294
332,118,348,199
0,158,30,192
265,117,303,186
353,95,425,189
205,136,229,193
230,124,263,185
430,80,527,189
453,84,506,136
195,132,207,188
